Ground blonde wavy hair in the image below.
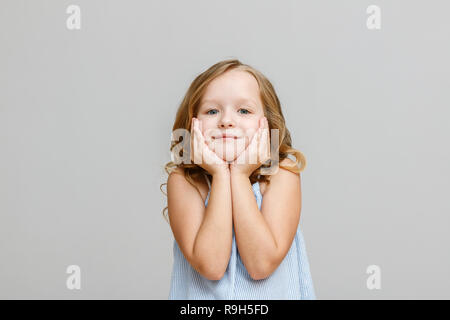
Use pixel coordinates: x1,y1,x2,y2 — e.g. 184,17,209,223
160,59,306,223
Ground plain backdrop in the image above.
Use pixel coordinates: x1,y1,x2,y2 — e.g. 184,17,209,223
1,0,449,299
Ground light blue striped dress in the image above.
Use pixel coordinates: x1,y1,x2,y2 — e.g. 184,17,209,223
168,173,316,299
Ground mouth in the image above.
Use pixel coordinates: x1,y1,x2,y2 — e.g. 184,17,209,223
214,134,241,140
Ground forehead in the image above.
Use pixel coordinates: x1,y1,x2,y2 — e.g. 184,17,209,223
200,69,261,105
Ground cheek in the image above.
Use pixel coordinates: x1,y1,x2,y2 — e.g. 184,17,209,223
244,127,259,145
243,119,260,133
197,120,214,137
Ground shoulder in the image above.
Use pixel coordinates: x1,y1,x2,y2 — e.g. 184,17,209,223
170,166,184,176
167,167,186,190
167,167,193,194
168,167,209,204
280,157,299,171
260,158,300,196
279,157,301,175
272,158,301,189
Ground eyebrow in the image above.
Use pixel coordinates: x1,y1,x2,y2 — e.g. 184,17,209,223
200,98,258,107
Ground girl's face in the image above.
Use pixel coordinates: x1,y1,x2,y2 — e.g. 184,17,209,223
196,69,265,162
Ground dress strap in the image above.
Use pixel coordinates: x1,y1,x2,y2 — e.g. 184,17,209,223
204,173,211,190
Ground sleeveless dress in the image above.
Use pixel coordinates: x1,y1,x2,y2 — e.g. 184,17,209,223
168,173,316,299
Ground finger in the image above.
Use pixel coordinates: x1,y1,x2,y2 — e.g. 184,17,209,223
193,120,204,164
259,117,269,161
190,118,195,162
266,118,270,159
195,118,204,145
192,118,197,141
195,125,211,164
261,126,269,163
194,126,205,145
257,127,264,163
257,117,265,158
246,129,259,165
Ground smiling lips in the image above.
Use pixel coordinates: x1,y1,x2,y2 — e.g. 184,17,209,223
215,134,241,140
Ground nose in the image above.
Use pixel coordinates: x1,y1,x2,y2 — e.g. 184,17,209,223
218,111,235,129
219,121,234,129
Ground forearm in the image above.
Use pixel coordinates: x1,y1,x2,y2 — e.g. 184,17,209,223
193,170,233,278
230,173,278,279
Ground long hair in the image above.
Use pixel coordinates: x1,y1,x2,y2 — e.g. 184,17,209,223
160,59,306,223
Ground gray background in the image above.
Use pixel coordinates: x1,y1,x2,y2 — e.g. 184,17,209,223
1,0,449,299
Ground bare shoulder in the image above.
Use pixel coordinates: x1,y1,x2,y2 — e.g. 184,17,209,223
259,158,300,196
170,166,185,176
167,167,209,205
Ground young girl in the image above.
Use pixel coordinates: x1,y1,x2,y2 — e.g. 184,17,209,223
161,59,316,299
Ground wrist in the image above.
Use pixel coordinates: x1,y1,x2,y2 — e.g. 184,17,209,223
212,166,230,178
230,168,250,178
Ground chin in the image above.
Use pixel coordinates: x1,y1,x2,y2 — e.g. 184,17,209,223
214,149,238,162
212,139,246,162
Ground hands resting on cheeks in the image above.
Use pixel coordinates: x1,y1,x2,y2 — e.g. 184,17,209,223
190,117,271,177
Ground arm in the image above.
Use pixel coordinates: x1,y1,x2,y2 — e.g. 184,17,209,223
167,168,233,280
230,159,301,280
192,170,233,280
230,172,277,280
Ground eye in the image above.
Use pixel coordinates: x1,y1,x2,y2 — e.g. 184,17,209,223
206,108,251,115
239,108,251,115
206,109,218,115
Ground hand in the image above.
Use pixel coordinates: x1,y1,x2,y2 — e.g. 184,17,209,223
229,117,270,177
190,117,230,176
